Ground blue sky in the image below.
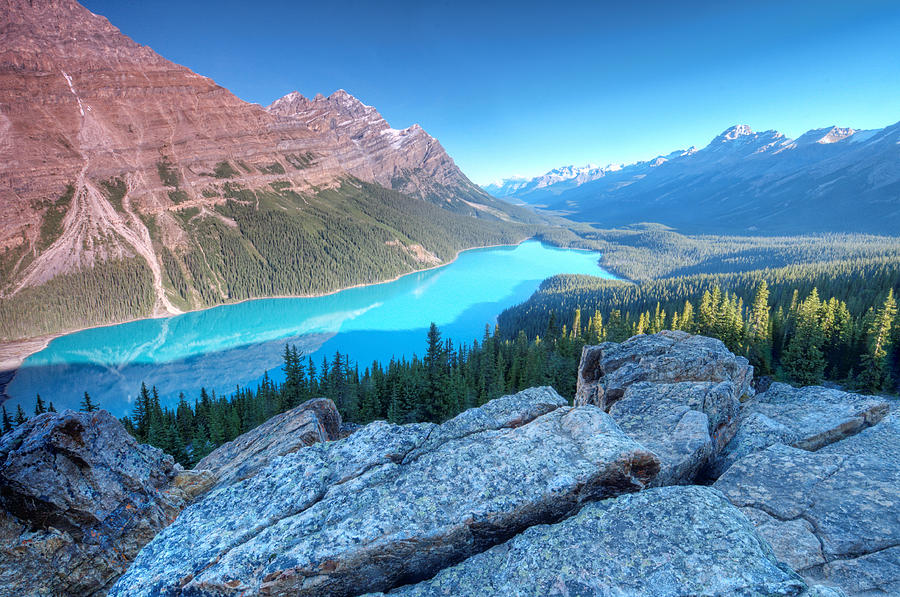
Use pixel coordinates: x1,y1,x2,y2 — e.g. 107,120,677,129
83,0,900,184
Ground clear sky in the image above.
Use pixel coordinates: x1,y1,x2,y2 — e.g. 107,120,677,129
82,0,900,185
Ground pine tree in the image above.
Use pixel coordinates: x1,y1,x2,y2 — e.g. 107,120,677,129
857,289,897,392
48,402,56,413
745,281,772,373
80,391,98,412
134,382,151,440
680,300,695,332
14,404,27,427
1,405,12,434
570,308,582,340
588,310,604,344
423,323,452,422
782,289,826,385
34,394,46,415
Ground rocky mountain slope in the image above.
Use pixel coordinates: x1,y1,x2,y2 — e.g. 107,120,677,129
2,331,895,596
0,0,535,341
485,123,900,235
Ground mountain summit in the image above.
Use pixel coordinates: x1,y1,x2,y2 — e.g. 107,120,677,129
266,89,489,205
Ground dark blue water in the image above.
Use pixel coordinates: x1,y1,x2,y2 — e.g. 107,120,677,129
6,241,612,416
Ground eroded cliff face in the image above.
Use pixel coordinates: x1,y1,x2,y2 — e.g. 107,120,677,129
0,0,513,329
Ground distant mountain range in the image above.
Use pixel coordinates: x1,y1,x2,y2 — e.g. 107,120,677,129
0,0,536,339
484,123,900,234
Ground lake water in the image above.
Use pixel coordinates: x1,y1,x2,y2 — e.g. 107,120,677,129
5,241,612,417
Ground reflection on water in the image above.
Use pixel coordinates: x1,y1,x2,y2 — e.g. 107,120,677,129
6,242,613,416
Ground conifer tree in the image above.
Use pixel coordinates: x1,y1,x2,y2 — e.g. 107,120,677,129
679,300,694,332
423,322,452,422
857,289,897,392
14,404,27,426
1,406,12,434
570,308,582,340
782,289,826,385
747,281,772,373
80,391,98,412
34,394,46,415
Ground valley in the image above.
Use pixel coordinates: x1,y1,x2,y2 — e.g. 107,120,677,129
1,1,899,596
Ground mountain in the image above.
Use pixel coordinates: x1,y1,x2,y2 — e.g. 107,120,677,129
265,90,502,210
0,0,533,341
485,123,900,234
483,164,610,201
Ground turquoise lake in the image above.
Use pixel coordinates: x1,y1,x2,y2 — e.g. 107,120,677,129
5,241,612,417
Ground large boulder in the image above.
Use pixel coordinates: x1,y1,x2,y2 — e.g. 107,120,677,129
575,330,753,409
110,387,660,597
0,409,201,596
714,383,890,476
609,380,741,485
195,397,341,489
367,486,817,597
714,412,900,596
574,332,749,485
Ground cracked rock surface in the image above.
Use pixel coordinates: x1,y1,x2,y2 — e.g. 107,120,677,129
368,486,813,597
575,332,751,485
574,330,753,410
0,409,192,596
195,397,342,490
715,412,900,596
714,383,889,476
110,387,659,597
608,380,740,485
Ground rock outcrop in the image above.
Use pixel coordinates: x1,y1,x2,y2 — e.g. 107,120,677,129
609,380,741,485
111,387,660,597
195,397,341,489
7,334,890,596
0,409,201,596
574,332,751,484
575,330,753,409
368,486,820,597
714,382,890,475
715,412,900,596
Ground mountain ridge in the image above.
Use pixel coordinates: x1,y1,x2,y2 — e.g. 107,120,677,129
483,121,899,234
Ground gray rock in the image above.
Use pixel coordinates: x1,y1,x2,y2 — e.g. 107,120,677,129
111,387,659,597
821,548,900,596
609,380,740,485
575,330,753,409
371,486,809,597
716,383,890,476
0,409,185,596
803,587,850,597
195,397,341,489
715,414,900,595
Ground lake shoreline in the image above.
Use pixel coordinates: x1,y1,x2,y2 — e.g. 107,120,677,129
1,237,601,402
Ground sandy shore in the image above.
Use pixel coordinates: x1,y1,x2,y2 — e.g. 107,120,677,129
0,335,59,402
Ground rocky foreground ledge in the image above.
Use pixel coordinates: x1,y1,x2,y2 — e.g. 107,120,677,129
1,330,896,596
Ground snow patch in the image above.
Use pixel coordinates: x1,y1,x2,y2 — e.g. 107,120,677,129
61,70,85,117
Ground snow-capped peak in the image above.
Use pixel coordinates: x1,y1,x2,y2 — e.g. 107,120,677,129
818,126,856,144
716,124,754,142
